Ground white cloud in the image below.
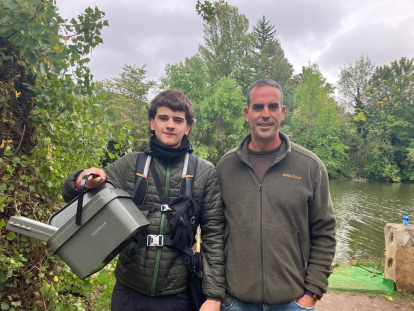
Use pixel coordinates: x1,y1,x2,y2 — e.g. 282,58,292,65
57,0,414,86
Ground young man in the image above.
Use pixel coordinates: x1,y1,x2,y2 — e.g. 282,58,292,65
62,89,225,311
217,79,336,311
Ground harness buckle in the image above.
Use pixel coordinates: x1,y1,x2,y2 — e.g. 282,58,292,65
147,235,164,246
160,204,172,212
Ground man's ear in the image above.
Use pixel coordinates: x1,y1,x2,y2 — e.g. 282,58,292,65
281,105,286,123
244,106,249,122
149,118,155,131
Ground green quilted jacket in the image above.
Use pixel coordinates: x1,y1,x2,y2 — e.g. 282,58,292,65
62,147,225,300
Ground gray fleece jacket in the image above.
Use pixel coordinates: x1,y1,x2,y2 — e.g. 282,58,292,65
217,133,336,305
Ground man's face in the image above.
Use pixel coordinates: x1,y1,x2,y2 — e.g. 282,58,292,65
244,85,285,151
150,106,191,148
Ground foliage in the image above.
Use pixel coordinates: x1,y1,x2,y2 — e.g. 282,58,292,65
199,0,255,92
337,56,376,112
161,3,414,182
291,64,331,147
251,15,295,108
103,64,155,106
85,263,117,311
252,15,277,51
350,258,385,273
195,0,216,21
100,64,155,151
354,57,414,182
192,77,247,164
290,64,349,177
160,55,209,105
0,0,128,309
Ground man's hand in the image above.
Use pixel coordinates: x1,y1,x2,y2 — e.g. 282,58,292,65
296,294,317,307
76,168,106,189
199,299,221,311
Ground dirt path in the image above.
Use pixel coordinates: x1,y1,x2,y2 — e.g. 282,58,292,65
316,293,414,311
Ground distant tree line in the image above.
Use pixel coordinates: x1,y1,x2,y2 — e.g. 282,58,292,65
103,1,414,182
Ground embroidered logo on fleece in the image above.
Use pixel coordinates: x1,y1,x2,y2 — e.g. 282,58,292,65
283,173,302,180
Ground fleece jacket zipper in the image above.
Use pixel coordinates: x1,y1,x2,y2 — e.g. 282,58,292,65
259,183,265,303
150,164,171,296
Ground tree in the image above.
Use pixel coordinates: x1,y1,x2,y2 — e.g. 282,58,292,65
251,16,294,107
160,55,209,105
0,1,119,309
253,15,278,53
192,77,247,164
357,57,414,181
105,64,154,106
290,64,349,177
101,64,155,150
291,65,328,148
198,0,254,91
312,97,350,178
195,0,216,21
337,56,375,112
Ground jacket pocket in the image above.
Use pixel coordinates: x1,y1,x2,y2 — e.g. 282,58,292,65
296,231,306,274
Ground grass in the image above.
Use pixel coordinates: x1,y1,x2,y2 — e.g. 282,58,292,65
330,260,414,304
349,257,385,273
86,262,116,311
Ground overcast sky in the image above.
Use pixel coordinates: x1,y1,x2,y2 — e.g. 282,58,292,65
57,0,414,88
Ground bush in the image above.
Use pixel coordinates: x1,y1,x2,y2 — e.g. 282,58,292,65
0,1,133,309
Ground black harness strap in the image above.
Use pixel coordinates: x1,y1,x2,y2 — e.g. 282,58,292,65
125,152,198,265
123,153,151,265
132,153,151,206
150,159,168,205
182,153,198,198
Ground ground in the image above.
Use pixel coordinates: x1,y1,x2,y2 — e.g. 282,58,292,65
316,293,414,311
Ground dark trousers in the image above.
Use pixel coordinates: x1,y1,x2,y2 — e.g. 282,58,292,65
111,281,191,311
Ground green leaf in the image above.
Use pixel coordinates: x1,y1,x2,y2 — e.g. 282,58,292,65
39,62,48,75
0,219,5,228
17,60,26,67
26,37,38,49
2,0,19,9
1,302,10,310
11,301,22,307
6,232,16,240
26,51,37,65
12,157,21,164
4,146,12,156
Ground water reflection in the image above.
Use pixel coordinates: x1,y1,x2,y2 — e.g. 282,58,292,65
329,180,414,263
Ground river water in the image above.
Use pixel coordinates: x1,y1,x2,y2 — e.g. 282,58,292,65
330,180,414,263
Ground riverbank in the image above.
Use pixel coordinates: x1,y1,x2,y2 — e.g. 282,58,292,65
87,262,414,310
315,263,414,310
316,293,414,311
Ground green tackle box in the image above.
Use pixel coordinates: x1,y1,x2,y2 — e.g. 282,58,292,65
6,181,149,279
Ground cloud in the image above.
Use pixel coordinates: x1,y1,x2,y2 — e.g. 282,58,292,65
57,0,414,86
59,0,203,81
318,22,414,82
